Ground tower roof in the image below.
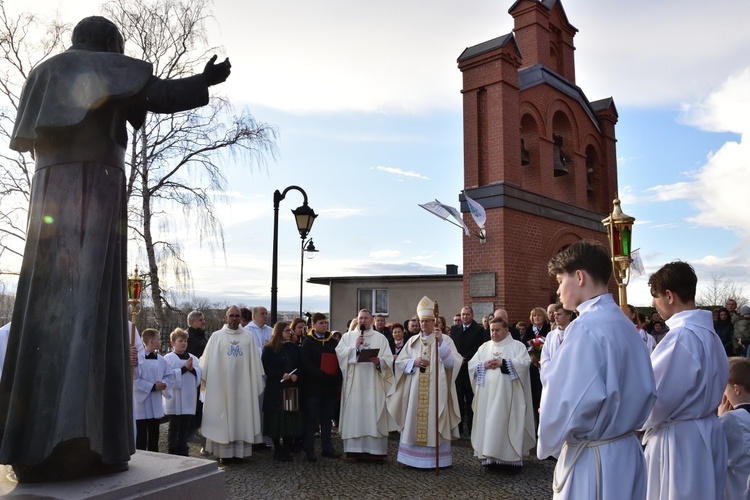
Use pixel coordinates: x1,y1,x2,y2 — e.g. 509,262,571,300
508,0,578,33
457,33,520,63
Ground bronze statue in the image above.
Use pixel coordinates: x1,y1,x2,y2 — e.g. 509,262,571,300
0,16,230,482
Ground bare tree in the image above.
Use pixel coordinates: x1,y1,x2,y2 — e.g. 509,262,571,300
0,3,66,275
104,0,278,330
0,0,277,330
696,273,748,309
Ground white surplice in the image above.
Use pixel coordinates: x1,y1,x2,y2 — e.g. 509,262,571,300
335,328,395,455
163,352,202,415
540,326,565,376
386,332,462,468
719,405,750,500
468,336,535,465
200,325,265,458
641,309,729,500
538,294,656,500
133,353,174,420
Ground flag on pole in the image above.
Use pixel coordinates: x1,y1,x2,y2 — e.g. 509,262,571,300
630,248,645,277
438,201,470,236
419,200,470,236
463,191,486,229
418,201,451,221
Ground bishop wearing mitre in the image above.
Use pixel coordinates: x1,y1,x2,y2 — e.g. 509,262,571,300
387,296,462,468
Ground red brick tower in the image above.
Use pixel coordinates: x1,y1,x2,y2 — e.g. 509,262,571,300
457,0,618,322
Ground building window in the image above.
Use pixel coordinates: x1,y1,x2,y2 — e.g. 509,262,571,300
358,289,389,315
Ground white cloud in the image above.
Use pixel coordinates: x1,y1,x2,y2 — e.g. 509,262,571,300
646,70,750,239
372,166,428,180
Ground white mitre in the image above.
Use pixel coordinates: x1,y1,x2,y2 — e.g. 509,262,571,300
416,296,436,320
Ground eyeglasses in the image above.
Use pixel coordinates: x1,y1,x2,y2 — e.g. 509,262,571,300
228,314,241,318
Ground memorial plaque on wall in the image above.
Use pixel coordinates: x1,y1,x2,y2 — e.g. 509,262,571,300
472,302,495,321
470,272,495,297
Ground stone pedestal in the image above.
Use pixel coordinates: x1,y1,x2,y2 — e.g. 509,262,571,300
0,451,224,499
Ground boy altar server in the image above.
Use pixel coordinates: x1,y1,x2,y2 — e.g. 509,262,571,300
164,328,202,456
134,328,174,452
468,316,535,470
387,296,462,468
538,241,656,499
642,261,729,500
717,357,750,500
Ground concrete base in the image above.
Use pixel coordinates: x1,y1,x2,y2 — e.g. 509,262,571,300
0,450,224,499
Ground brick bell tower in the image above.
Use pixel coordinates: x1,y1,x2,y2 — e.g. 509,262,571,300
457,0,619,322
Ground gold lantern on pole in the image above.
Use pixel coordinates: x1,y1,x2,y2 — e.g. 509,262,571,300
602,198,635,314
127,265,144,365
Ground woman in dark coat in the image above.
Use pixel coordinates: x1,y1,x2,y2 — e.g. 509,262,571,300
714,307,734,356
261,322,303,461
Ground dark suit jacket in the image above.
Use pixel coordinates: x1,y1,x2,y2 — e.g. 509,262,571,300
450,320,489,381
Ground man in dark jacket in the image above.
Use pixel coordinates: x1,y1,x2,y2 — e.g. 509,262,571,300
449,306,488,438
186,310,208,442
300,313,342,461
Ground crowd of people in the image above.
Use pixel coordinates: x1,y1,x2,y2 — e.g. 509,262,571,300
126,241,749,500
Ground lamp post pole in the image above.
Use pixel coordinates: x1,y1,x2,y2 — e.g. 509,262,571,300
271,186,317,326
602,198,635,314
299,238,318,318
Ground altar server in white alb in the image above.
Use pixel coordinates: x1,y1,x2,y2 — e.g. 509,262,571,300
539,303,574,376
164,328,202,456
538,241,656,499
134,328,174,452
200,305,265,461
642,261,729,500
386,296,462,468
335,309,395,460
469,316,535,470
717,356,750,500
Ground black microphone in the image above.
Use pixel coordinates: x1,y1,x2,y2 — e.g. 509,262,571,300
360,324,365,336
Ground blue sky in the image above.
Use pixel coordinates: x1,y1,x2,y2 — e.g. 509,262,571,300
4,0,750,315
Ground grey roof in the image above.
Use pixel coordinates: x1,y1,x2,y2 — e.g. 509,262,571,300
457,33,520,63
591,97,618,118
308,274,462,286
518,64,614,133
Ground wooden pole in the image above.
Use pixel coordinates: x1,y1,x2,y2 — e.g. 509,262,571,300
434,332,439,475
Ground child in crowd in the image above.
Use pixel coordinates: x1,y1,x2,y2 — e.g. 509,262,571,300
717,357,750,500
164,328,202,456
134,328,174,452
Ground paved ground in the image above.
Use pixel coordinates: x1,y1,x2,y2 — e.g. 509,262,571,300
162,425,555,499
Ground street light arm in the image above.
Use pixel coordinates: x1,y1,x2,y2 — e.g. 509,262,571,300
275,185,309,207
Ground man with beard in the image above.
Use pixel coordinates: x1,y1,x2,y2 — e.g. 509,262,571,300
200,305,264,462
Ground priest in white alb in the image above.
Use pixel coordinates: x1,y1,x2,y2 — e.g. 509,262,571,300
386,296,462,468
469,316,535,470
200,305,265,461
335,308,395,460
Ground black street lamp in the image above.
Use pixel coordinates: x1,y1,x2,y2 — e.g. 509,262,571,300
299,238,319,318
271,186,317,325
